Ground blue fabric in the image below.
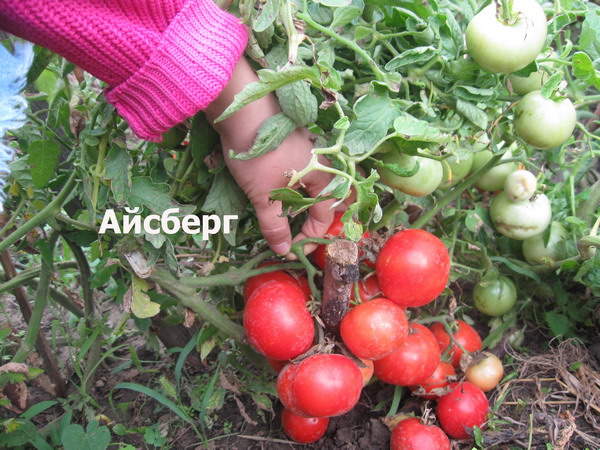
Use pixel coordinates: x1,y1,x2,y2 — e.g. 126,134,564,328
0,41,33,212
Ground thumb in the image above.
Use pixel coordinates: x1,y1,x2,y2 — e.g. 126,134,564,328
253,198,293,256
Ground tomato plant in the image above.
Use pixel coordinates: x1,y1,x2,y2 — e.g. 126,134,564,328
390,418,451,450
376,230,450,308
473,276,517,316
429,321,482,368
281,408,329,444
437,382,489,439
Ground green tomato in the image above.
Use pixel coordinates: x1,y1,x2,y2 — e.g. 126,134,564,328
490,191,552,240
377,152,443,197
439,147,474,190
471,150,517,192
522,221,568,265
514,91,576,149
508,71,547,96
504,169,537,203
465,0,547,74
474,276,517,317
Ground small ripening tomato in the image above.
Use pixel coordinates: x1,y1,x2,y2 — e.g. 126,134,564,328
465,352,504,392
281,408,329,444
410,361,456,400
473,276,517,317
312,211,371,270
244,281,314,361
514,91,577,149
437,382,489,439
292,354,363,418
391,418,451,450
429,320,482,368
373,323,440,386
376,229,450,308
340,297,408,360
350,274,381,303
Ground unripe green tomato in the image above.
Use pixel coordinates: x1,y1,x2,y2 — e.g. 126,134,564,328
504,169,537,202
377,152,443,197
471,150,517,192
508,70,547,96
490,191,552,240
473,277,517,316
440,150,474,190
522,221,568,265
465,0,547,73
514,91,576,149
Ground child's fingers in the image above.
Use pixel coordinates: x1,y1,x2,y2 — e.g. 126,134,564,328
291,197,336,256
252,197,293,256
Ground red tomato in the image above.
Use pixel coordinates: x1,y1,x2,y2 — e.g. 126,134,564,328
267,358,287,374
281,408,329,444
373,323,440,386
277,363,306,417
292,354,363,417
437,382,489,439
295,275,312,299
312,212,371,269
243,263,308,302
244,281,314,361
340,297,408,360
429,320,482,368
376,229,450,308
350,274,381,303
357,358,374,386
391,418,451,450
410,361,456,400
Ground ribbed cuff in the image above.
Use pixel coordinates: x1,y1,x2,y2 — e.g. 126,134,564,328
104,0,248,142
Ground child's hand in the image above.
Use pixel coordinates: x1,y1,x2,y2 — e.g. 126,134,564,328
205,58,342,257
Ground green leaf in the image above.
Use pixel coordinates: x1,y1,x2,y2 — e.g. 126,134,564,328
345,90,404,156
27,47,55,84
61,420,110,450
0,420,38,447
454,85,497,102
385,46,437,70
374,159,420,177
189,113,219,165
580,11,600,61
201,171,248,246
392,114,449,143
89,264,118,289
254,0,280,32
131,277,160,319
571,51,600,89
331,5,362,28
216,66,319,122
127,177,195,216
544,311,570,337
489,256,542,283
21,401,58,420
28,140,60,188
540,72,564,99
9,156,34,188
456,99,488,130
229,113,297,161
104,146,132,204
270,188,321,215
314,0,352,6
354,25,372,40
276,81,318,126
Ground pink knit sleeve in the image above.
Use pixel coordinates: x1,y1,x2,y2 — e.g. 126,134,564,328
0,0,248,141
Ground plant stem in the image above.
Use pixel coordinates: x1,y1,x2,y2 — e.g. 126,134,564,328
0,261,79,295
12,232,59,363
0,171,78,254
0,197,26,239
24,278,84,318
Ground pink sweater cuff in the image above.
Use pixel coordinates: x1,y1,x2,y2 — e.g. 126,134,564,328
105,0,248,142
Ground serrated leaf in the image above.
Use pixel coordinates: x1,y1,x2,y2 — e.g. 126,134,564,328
454,85,497,102
131,277,160,319
9,156,34,188
270,188,320,214
28,140,60,188
331,5,361,28
544,311,570,337
540,72,563,98
456,99,488,130
61,421,110,450
230,113,297,161
385,46,437,70
104,146,132,203
392,114,449,143
254,0,280,32
276,81,318,126
126,177,195,216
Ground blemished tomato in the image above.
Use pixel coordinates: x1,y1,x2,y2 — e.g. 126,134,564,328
465,352,504,392
312,211,371,270
473,276,517,317
429,320,482,368
292,354,363,418
490,191,552,240
373,323,440,386
504,169,538,203
281,408,329,444
243,263,304,302
410,360,456,400
465,0,547,73
377,151,444,197
244,281,314,361
471,149,517,192
376,229,450,308
340,297,408,360
437,382,489,439
350,274,381,303
390,418,451,450
522,221,569,265
514,91,577,149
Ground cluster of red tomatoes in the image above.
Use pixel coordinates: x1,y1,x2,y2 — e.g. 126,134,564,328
242,214,503,447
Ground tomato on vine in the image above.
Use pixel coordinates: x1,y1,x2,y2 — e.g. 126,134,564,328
281,408,329,444
465,352,505,392
473,276,517,317
429,320,482,368
391,418,451,450
437,382,489,439
410,360,456,400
